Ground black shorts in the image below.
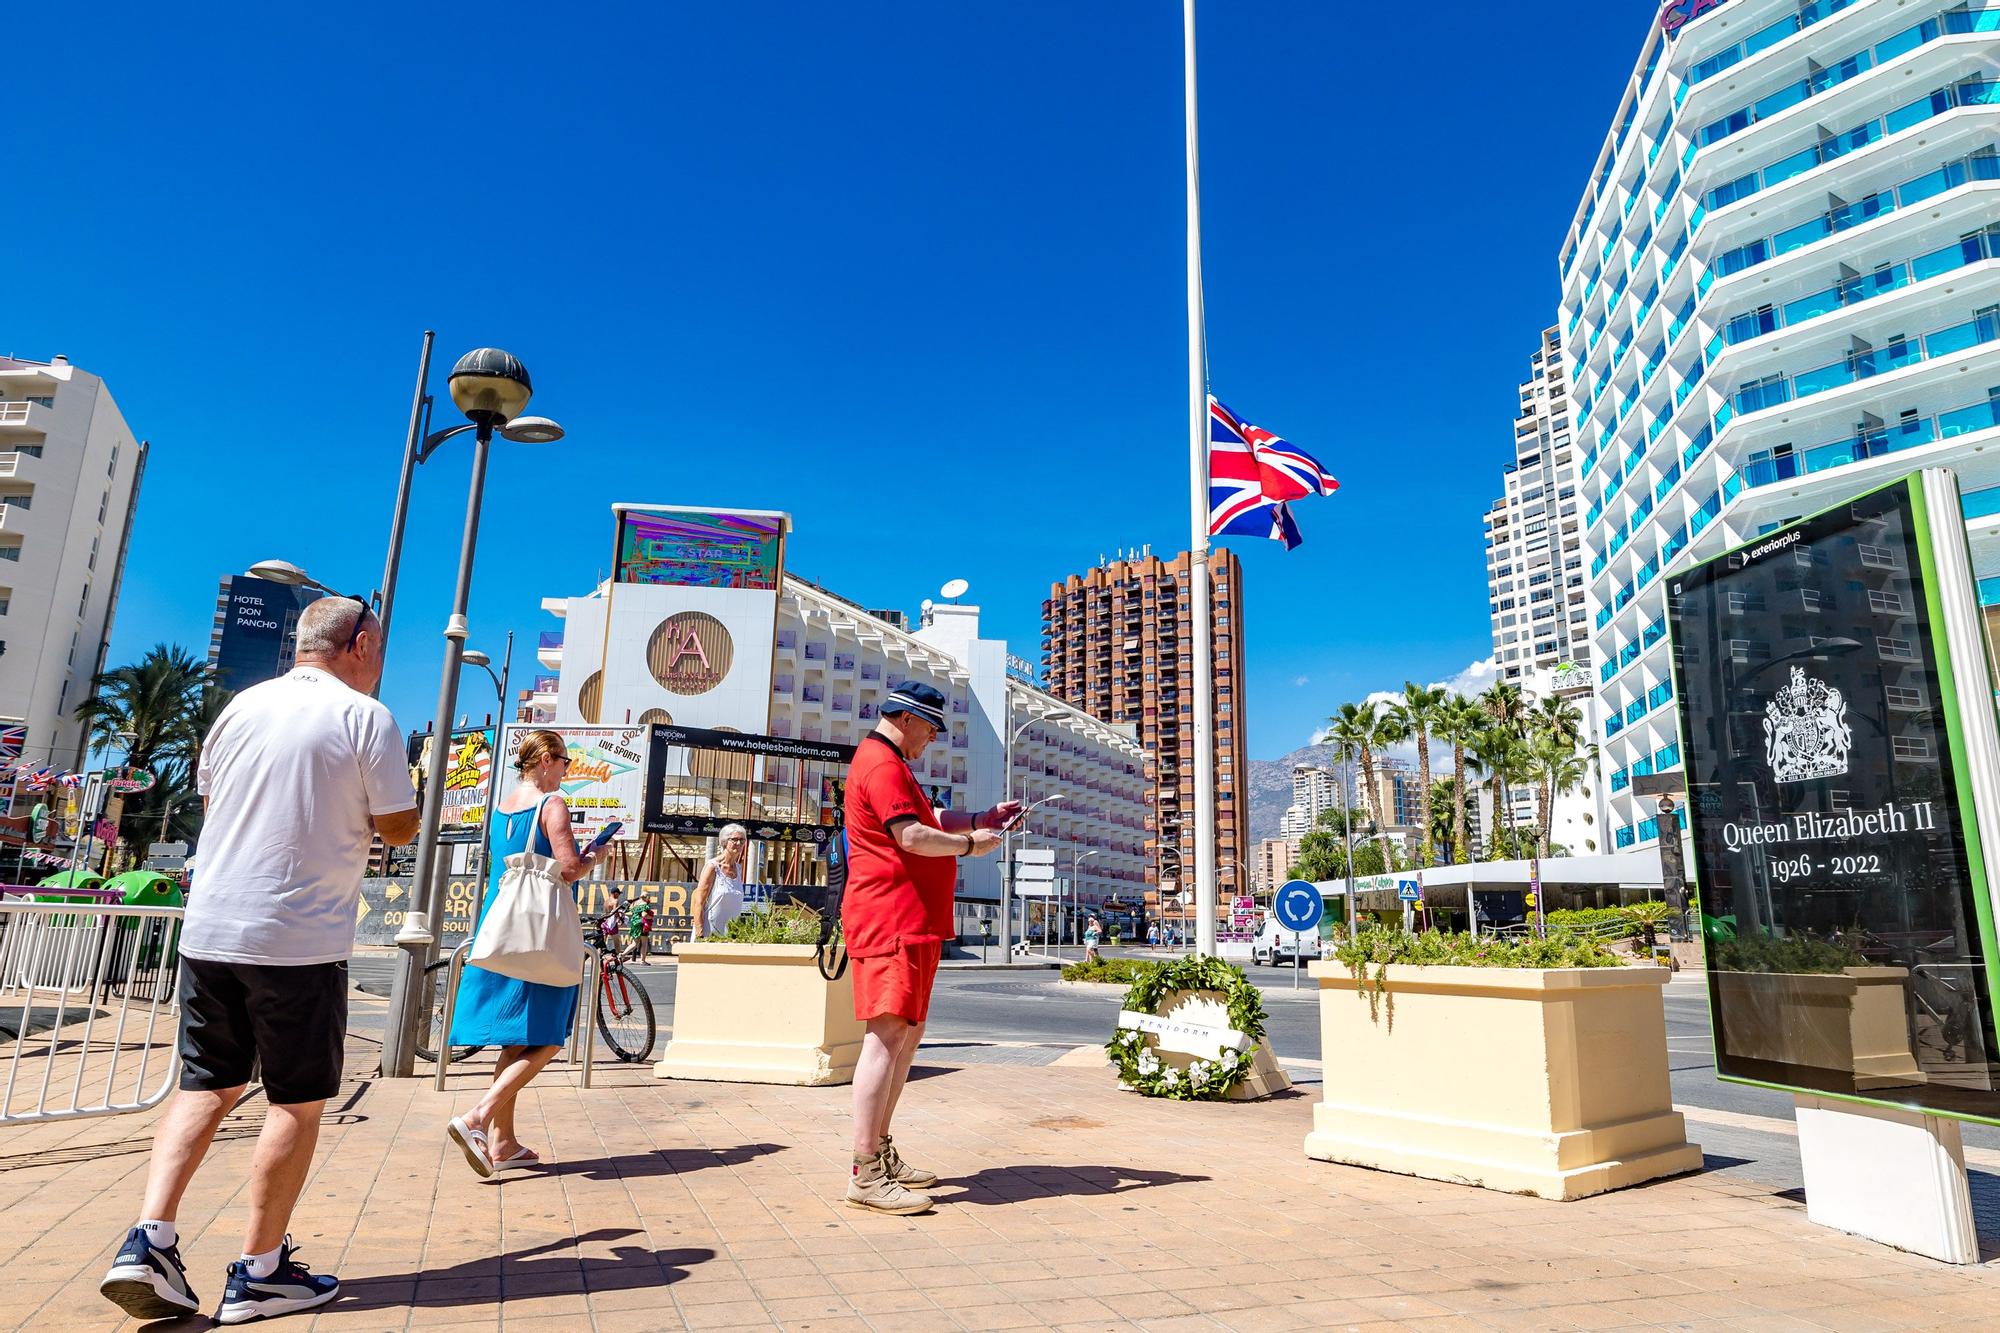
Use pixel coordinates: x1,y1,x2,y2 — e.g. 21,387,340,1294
178,959,349,1105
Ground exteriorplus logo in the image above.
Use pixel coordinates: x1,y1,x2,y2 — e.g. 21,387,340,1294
1661,0,1728,35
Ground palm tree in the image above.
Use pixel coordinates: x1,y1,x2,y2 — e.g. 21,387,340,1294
74,644,224,866
1532,694,1585,751
1528,734,1595,860
1433,696,1488,865
1327,702,1398,877
1385,682,1447,869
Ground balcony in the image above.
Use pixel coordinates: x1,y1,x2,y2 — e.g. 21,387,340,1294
536,629,564,669
1741,391,2000,491
0,401,51,437
0,453,27,479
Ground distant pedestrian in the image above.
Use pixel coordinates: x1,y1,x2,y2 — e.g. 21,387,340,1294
445,730,606,1178
1084,915,1103,965
1147,923,1160,948
840,684,1018,1214
100,596,418,1325
689,824,750,940
596,886,625,952
630,900,656,962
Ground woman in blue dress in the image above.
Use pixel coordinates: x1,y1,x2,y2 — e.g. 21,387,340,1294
445,729,604,1178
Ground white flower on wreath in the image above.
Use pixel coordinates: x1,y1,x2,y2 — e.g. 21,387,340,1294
1162,1068,1180,1087
1137,1053,1160,1076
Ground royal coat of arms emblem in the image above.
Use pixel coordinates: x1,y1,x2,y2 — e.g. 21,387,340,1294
1762,665,1853,783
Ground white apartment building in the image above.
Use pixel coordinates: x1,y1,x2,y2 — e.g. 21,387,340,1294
1559,0,2000,855
1278,762,1340,838
534,505,1149,915
0,356,146,770
1485,327,1594,683
1488,326,1592,680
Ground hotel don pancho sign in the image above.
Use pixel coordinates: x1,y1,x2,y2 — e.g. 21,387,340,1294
1666,472,2000,1124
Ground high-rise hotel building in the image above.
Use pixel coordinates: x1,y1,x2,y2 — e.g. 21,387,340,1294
1040,548,1250,897
1562,0,2000,856
1486,327,1594,683
0,356,146,772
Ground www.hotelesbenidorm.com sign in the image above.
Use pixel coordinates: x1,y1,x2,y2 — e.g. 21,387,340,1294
1666,470,2000,1124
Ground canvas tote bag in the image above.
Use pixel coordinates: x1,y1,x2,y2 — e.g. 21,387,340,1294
468,792,588,986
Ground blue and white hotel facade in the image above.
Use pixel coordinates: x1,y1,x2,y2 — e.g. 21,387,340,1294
1562,0,2000,854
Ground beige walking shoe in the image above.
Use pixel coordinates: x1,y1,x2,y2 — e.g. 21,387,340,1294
879,1134,938,1189
845,1151,933,1214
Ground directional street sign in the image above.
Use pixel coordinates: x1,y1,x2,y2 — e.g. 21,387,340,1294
1013,861,1056,882
1015,848,1056,865
1273,879,1324,934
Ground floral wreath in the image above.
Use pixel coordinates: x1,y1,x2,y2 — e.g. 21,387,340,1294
1106,955,1268,1102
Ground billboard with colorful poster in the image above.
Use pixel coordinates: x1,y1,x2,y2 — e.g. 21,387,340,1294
406,727,495,843
614,508,784,589
497,723,649,843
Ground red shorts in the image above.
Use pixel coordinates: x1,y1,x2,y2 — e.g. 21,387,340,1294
852,936,943,1024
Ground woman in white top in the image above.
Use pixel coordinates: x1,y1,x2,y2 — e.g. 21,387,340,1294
689,824,749,940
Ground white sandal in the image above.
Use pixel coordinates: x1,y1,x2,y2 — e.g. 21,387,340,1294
447,1116,494,1179
493,1146,541,1171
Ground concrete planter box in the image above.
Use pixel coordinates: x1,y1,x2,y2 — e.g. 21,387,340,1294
1304,961,1701,1200
1713,968,1922,1090
653,943,863,1087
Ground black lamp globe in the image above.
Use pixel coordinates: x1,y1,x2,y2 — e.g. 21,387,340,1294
447,347,533,427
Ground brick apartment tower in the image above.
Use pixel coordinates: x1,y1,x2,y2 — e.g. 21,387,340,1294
1039,548,1249,903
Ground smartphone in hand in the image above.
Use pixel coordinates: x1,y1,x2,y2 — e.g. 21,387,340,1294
584,821,622,853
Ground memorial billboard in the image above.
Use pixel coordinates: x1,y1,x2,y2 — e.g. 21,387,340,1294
1667,470,2000,1122
641,723,852,845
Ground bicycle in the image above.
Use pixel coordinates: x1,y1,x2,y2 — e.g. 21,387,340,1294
590,931,658,1063
418,957,487,1065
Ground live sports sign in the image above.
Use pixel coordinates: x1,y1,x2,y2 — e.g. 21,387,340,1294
1660,0,1727,35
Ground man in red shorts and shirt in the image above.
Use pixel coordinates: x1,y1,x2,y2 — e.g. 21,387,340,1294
842,682,1019,1213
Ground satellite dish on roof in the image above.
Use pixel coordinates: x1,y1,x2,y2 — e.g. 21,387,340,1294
940,578,969,600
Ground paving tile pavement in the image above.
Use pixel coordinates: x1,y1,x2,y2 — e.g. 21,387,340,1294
2,1029,1998,1331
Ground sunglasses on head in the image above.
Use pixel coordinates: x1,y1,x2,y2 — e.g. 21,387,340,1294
341,594,374,651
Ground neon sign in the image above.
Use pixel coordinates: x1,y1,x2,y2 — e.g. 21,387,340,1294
1660,0,1726,35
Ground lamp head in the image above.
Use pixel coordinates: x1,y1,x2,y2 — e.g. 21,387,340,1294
461,650,492,668
500,415,564,444
448,348,533,427
247,559,312,586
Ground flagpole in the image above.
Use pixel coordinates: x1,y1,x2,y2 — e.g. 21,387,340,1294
1183,0,1217,960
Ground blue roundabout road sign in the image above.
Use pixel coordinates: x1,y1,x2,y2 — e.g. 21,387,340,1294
1273,879,1324,933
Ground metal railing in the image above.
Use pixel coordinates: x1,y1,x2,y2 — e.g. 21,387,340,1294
0,896,184,1127
432,940,599,1092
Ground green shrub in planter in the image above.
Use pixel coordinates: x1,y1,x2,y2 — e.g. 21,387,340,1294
1061,957,1158,986
717,904,824,945
1333,926,1623,1021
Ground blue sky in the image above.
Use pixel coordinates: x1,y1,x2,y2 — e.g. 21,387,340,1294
15,2,1651,760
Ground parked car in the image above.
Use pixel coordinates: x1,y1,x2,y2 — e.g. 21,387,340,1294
1252,916,1322,968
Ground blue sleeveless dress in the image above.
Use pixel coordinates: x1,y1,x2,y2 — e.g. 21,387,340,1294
450,798,580,1047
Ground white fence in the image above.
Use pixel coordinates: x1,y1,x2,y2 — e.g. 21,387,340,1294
0,898,184,1127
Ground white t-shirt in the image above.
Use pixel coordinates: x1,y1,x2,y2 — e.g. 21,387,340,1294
182,667,417,966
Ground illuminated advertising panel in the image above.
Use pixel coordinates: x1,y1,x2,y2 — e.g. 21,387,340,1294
1667,473,2000,1122
614,509,783,589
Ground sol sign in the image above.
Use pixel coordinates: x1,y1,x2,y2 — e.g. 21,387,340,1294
1660,0,1726,34
647,612,734,695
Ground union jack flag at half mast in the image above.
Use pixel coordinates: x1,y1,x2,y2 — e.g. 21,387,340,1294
1206,395,1338,550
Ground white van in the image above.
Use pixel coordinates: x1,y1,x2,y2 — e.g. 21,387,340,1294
1251,915,1322,968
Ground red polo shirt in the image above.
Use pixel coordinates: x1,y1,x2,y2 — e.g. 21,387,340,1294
841,732,957,958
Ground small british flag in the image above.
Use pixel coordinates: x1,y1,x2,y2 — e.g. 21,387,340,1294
1206,396,1337,550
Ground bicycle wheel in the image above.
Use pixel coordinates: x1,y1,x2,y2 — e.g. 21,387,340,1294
594,961,657,1063
419,958,488,1064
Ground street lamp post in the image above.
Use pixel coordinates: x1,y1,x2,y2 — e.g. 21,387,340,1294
1068,848,1104,952
1000,708,1053,963
461,635,513,876
381,349,564,1079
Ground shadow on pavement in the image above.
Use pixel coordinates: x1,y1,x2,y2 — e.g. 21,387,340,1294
937,1162,1210,1204
332,1229,716,1312
548,1141,787,1181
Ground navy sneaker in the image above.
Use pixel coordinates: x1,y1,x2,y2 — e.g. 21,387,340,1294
214,1238,339,1325
100,1226,199,1320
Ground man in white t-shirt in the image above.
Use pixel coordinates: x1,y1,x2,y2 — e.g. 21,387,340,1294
101,595,419,1326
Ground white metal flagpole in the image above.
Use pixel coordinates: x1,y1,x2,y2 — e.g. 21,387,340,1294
1183,0,1218,960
